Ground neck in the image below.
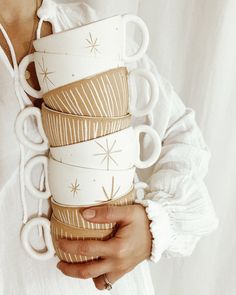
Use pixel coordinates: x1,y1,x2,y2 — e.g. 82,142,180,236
0,0,41,24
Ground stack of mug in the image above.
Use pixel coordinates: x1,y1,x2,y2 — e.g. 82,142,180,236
16,15,162,263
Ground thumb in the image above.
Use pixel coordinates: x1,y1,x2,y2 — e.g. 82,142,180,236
81,205,135,225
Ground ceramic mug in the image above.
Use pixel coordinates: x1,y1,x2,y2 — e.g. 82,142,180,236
43,67,159,118
21,215,115,262
15,105,131,149
50,188,135,229
25,155,136,206
51,214,116,263
41,104,131,147
21,183,147,261
50,125,162,170
19,52,124,98
34,14,149,63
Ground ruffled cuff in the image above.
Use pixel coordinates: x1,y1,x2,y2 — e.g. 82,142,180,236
135,195,174,263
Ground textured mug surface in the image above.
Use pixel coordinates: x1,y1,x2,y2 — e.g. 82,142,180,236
51,214,116,263
33,14,149,63
43,66,159,118
41,103,131,147
50,188,135,228
50,125,162,170
43,67,129,117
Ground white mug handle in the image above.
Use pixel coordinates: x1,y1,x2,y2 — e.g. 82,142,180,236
15,107,49,152
19,53,43,98
134,181,148,199
21,217,55,261
123,14,149,63
134,125,162,169
129,68,159,117
25,155,51,200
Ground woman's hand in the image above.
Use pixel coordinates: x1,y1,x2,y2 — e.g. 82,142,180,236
56,204,152,290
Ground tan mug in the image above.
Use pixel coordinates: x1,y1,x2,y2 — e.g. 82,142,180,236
43,67,159,118
21,215,116,262
50,188,136,229
20,182,147,261
15,106,131,149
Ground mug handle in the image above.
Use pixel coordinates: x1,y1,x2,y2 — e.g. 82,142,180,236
134,181,148,199
123,14,150,63
19,54,43,98
15,107,49,152
25,155,51,200
134,125,162,169
129,68,159,117
21,217,55,261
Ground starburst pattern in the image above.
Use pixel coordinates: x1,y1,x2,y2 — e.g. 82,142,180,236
93,139,122,170
96,176,121,203
37,56,55,91
69,178,80,198
85,32,101,56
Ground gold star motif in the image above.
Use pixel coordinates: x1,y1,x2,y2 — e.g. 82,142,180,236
37,56,55,91
93,139,122,170
85,32,101,56
96,176,121,203
69,179,80,198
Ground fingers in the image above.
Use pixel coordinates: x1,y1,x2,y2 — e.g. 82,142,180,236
81,204,138,225
57,259,112,279
56,238,116,258
93,269,133,290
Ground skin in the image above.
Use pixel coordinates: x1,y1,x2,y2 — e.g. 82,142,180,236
57,204,152,290
0,0,153,290
0,0,52,105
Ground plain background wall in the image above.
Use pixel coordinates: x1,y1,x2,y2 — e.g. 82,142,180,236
138,1,236,295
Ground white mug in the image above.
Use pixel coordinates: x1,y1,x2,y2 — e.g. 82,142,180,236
50,125,161,170
25,155,136,206
19,52,124,98
34,14,149,63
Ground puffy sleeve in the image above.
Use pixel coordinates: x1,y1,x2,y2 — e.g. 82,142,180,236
37,0,98,33
134,56,219,262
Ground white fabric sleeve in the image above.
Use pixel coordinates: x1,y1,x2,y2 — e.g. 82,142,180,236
135,78,219,263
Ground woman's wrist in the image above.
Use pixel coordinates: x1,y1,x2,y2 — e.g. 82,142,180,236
135,198,173,263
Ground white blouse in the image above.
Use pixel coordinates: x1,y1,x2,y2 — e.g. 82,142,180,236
0,0,219,294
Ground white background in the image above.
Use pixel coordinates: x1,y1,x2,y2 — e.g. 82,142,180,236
138,1,236,295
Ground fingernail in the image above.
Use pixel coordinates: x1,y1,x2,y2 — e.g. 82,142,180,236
57,262,61,270
82,209,96,219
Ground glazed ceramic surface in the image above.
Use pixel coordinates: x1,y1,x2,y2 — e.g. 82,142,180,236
50,125,162,170
34,14,149,63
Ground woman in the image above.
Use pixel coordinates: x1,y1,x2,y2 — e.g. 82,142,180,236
0,0,219,294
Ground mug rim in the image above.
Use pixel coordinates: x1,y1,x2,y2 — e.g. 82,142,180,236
32,50,124,60
33,14,122,45
43,66,128,96
42,103,131,120
49,154,136,172
50,187,135,209
50,126,132,151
